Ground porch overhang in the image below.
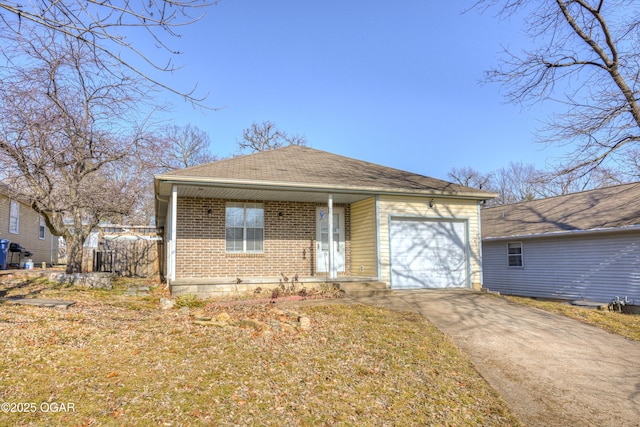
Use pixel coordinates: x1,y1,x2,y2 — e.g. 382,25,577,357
154,176,493,227
156,180,371,227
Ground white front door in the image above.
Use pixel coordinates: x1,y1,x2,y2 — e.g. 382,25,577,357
316,207,345,275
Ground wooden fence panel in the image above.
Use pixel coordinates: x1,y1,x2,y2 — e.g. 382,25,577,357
93,231,162,278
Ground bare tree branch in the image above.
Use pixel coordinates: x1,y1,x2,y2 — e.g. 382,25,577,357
238,121,308,154
475,0,640,178
0,0,219,106
0,27,152,273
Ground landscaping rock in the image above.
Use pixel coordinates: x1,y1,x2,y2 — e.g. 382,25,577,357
279,322,296,334
216,312,232,324
298,316,311,331
238,318,269,331
193,311,212,322
192,320,226,327
48,272,114,290
125,286,151,296
159,298,176,310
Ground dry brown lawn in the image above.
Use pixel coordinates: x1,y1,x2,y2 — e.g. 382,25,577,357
504,295,640,341
0,277,521,426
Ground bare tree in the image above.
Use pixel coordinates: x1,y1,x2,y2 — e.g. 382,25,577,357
0,0,217,103
474,0,640,179
449,161,624,206
492,162,542,204
448,166,493,189
238,121,307,153
534,165,624,197
153,124,217,171
126,124,218,225
450,162,540,205
0,28,151,273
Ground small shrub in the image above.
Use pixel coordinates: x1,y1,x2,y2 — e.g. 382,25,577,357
174,294,206,309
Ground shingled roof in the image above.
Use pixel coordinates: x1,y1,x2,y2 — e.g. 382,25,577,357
482,182,640,239
156,145,493,198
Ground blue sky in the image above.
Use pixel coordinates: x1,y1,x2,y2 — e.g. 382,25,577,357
153,1,565,181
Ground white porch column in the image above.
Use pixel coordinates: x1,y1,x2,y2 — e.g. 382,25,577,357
328,193,335,279
169,185,178,282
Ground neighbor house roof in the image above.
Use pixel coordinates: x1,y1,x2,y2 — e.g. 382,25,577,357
482,182,640,240
156,145,494,199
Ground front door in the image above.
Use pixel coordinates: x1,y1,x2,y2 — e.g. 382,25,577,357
316,207,345,275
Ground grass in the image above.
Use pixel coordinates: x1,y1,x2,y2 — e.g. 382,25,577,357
504,295,640,341
0,277,521,426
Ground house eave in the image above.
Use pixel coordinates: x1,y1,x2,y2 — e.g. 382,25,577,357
482,223,640,242
154,175,494,201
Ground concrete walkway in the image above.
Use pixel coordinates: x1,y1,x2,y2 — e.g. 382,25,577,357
353,289,640,427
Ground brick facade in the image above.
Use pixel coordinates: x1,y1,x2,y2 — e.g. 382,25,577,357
175,198,351,278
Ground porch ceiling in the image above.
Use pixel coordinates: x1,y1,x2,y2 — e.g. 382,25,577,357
175,184,372,204
155,182,373,227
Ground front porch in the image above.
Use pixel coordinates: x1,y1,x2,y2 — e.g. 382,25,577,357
170,275,389,298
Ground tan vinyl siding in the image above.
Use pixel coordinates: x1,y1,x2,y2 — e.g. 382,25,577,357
350,197,378,277
378,196,483,289
0,194,58,266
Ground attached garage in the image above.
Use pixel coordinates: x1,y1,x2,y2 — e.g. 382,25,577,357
389,218,469,289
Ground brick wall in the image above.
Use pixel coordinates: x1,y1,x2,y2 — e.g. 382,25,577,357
175,198,351,278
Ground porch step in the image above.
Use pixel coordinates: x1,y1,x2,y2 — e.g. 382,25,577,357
334,282,392,298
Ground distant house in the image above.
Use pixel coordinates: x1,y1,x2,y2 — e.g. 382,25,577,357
154,146,494,297
481,183,640,302
0,184,59,268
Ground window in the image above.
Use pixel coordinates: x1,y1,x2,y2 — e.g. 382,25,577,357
508,242,523,267
225,202,264,253
39,216,46,240
9,200,19,234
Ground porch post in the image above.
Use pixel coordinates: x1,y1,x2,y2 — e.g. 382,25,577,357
328,193,335,279
169,185,178,282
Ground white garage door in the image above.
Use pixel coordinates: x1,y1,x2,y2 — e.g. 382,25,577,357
390,218,468,289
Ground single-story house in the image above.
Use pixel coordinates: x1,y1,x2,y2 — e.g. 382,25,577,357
154,146,494,297
0,183,59,269
481,182,640,303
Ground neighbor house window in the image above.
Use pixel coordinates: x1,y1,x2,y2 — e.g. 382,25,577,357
9,200,19,234
39,215,46,240
225,202,264,253
508,242,523,267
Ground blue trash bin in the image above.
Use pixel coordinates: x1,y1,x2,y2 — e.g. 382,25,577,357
0,239,10,270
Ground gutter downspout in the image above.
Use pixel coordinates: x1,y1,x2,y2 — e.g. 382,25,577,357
328,193,335,279
169,185,177,282
477,202,484,290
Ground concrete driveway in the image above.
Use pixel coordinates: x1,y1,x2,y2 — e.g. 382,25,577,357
353,289,640,427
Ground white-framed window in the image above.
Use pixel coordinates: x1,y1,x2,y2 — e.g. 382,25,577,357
507,242,523,267
39,215,46,240
225,202,264,253
9,200,19,234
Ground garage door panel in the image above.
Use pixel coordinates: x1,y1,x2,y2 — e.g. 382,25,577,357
390,219,467,289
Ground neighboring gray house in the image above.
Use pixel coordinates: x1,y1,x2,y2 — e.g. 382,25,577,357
481,183,640,303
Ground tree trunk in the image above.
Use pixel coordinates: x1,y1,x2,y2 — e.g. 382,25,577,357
65,233,85,274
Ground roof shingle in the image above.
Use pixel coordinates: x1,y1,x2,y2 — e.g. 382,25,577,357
159,145,492,198
482,182,640,239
